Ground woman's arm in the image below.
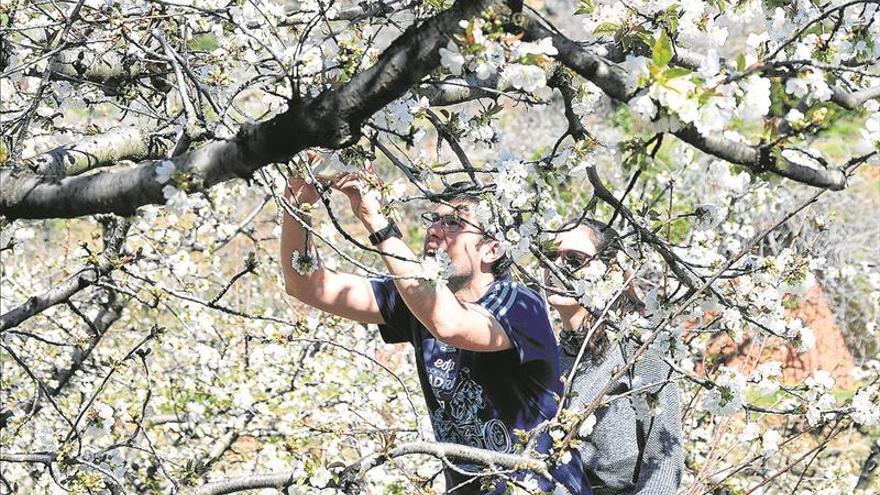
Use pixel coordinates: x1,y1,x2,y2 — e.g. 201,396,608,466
632,354,685,494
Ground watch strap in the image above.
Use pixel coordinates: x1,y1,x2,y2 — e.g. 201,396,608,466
368,220,402,246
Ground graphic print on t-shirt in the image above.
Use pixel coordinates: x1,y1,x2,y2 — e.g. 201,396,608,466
426,340,459,393
428,366,512,453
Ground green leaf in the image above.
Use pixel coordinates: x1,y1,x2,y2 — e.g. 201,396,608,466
665,67,692,79
575,0,595,15
736,52,746,72
592,22,620,36
636,31,656,50
652,30,673,66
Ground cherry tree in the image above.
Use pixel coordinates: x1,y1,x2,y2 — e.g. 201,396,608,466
1,0,879,494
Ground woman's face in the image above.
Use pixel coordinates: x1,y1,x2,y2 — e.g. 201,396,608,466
543,225,598,309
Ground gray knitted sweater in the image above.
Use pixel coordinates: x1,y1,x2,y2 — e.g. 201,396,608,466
560,336,684,495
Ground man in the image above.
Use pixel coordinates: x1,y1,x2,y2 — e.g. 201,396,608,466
280,162,588,494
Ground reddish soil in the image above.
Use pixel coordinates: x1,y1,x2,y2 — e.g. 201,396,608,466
701,285,855,389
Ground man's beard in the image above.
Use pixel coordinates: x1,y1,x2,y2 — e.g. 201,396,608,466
446,270,471,293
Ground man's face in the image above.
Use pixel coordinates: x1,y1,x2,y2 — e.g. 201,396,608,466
422,200,496,287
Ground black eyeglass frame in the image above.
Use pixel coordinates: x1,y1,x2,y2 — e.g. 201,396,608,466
420,211,486,235
541,248,598,273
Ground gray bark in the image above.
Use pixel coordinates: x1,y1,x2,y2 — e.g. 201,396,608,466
521,13,850,191
188,441,547,495
22,127,173,176
0,0,506,220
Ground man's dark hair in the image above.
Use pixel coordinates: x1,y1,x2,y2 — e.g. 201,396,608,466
438,181,513,279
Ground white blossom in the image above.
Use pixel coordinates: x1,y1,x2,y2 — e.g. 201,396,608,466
578,413,597,438
701,367,746,416
629,93,657,120
850,387,880,425
420,248,454,288
290,250,318,275
761,429,781,456
736,76,771,123
502,63,548,92
439,41,465,75
155,160,176,185
309,466,332,488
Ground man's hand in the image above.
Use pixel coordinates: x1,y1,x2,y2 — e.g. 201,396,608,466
332,162,387,231
286,150,322,205
286,176,321,205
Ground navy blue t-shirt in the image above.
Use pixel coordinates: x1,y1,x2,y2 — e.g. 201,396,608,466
370,275,591,494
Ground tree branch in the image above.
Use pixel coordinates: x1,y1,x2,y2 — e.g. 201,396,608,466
21,127,173,176
188,441,547,495
520,13,851,190
0,0,506,220
0,216,131,332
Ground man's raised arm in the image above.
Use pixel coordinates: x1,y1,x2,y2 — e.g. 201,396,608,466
333,170,513,353
280,175,384,325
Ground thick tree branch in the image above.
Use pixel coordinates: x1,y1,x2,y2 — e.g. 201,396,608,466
21,127,173,176
520,13,850,190
0,0,505,220
188,441,547,495
40,47,160,87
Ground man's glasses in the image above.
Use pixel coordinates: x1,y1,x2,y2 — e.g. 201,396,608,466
420,212,466,233
543,249,595,272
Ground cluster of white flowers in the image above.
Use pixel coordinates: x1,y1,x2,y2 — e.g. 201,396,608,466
83,401,115,439
734,75,771,124
459,106,502,145
750,361,782,396
371,92,420,135
578,413,597,438
573,261,627,311
761,429,781,457
677,1,729,51
855,99,880,154
154,159,194,215
500,218,539,261
850,386,880,426
438,18,556,96
420,248,455,288
494,159,531,209
786,317,816,353
708,161,750,197
701,366,746,416
720,306,744,342
803,370,837,426
785,70,832,103
162,185,192,215
290,250,319,275
647,326,690,368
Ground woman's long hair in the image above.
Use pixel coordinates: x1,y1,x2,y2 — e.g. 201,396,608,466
561,218,644,357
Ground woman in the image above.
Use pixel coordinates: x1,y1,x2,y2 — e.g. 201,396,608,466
543,218,684,495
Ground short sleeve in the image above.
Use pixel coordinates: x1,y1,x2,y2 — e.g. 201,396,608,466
369,277,412,344
480,283,556,364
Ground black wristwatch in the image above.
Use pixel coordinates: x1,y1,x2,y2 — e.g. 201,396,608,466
368,220,402,246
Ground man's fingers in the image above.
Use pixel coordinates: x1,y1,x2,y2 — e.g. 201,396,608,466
331,173,358,191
